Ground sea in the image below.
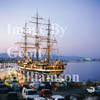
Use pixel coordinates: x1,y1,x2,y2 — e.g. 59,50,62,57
64,62,100,82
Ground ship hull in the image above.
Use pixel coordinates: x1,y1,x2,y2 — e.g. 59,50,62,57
19,66,65,75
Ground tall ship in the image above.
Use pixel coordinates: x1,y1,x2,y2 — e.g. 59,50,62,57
16,13,66,75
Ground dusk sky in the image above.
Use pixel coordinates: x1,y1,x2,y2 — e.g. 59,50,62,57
0,0,100,58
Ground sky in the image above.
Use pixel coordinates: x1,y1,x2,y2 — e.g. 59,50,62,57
0,0,100,58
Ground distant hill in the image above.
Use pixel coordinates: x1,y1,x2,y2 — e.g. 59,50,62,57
0,53,91,62
50,55,84,61
0,53,10,58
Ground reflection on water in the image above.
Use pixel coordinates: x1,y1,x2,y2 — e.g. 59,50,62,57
64,62,100,81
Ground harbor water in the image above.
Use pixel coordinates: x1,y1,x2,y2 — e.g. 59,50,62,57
65,62,100,82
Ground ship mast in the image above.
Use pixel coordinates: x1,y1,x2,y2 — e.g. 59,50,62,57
23,22,27,58
30,12,43,61
35,12,39,61
16,21,35,59
47,18,51,63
